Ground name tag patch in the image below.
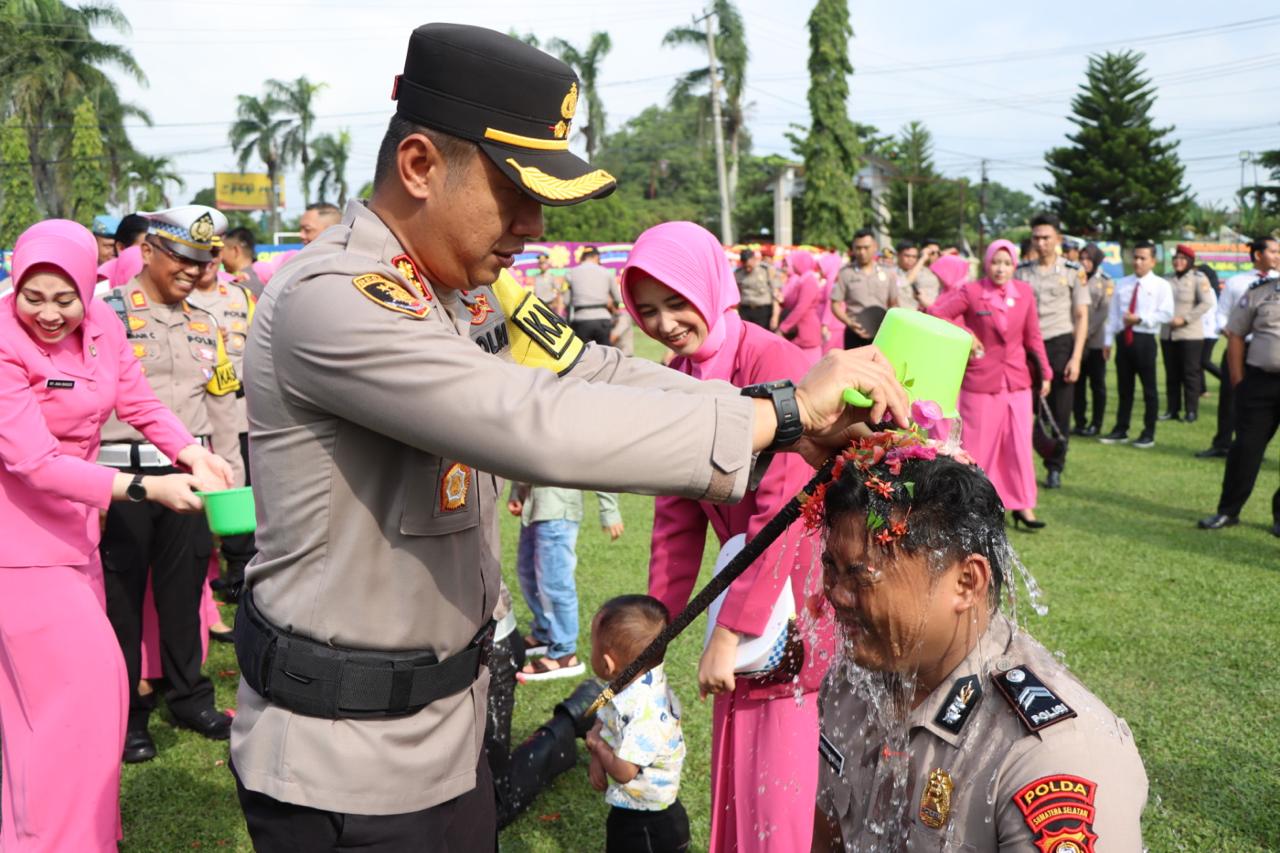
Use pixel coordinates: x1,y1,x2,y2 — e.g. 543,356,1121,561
45,379,75,389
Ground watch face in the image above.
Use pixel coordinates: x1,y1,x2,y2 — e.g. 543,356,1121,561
127,478,147,501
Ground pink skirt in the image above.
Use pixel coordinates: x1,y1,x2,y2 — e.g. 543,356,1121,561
958,385,1037,511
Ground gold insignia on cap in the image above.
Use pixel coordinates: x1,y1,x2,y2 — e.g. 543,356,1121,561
553,120,568,140
919,768,954,829
561,82,578,121
189,212,215,244
484,127,570,151
504,158,615,202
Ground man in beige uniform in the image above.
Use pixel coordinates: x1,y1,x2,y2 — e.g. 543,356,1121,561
832,227,897,348
735,248,777,329
1019,213,1089,489
230,23,909,851
893,240,941,311
1159,244,1214,423
565,245,620,345
525,252,564,315
98,205,242,762
813,451,1147,850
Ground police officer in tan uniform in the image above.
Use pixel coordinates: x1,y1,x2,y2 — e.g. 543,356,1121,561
831,228,897,348
98,205,242,762
565,245,620,345
229,24,910,851
1072,243,1113,437
525,252,564,315
813,451,1147,851
1020,213,1089,489
735,248,778,329
1199,273,1280,535
1159,244,1214,423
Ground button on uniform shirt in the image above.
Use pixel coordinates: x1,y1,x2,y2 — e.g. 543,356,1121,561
598,663,686,811
830,264,895,329
188,281,256,485
565,261,620,321
1226,277,1280,372
817,616,1148,850
232,200,762,816
1017,258,1089,340
1084,271,1114,349
1104,272,1175,347
734,265,775,309
1163,269,1213,341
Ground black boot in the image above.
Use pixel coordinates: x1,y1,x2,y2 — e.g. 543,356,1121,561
497,712,578,828
554,678,606,738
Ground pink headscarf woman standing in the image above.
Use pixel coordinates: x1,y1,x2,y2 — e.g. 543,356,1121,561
622,221,836,853
777,251,823,363
817,252,845,353
928,239,1052,528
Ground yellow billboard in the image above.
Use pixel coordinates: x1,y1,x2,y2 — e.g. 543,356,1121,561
214,172,285,211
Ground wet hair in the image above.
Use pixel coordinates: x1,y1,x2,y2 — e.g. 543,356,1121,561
114,214,150,248
373,114,477,189
1250,235,1278,264
1029,212,1061,232
1080,242,1105,272
851,228,877,245
895,239,916,254
823,456,1008,606
594,595,670,668
224,227,256,255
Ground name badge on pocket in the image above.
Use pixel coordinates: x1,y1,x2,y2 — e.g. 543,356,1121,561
45,379,75,390
976,310,992,317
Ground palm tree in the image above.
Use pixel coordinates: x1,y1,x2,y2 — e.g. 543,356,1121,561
126,154,183,210
305,130,351,207
267,76,326,205
663,0,748,210
228,93,292,238
547,32,612,161
0,0,149,215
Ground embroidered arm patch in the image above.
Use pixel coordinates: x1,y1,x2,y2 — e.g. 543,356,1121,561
1013,774,1098,852
352,273,431,319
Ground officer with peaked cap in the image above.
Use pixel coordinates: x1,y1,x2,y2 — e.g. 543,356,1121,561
98,204,243,762
228,22,910,850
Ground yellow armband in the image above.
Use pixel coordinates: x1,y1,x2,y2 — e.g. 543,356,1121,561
206,325,242,396
491,269,585,375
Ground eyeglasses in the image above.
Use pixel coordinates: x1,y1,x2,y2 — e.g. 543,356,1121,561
147,238,199,269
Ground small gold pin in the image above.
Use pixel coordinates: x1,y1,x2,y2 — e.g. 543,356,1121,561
89,344,97,357
919,768,954,829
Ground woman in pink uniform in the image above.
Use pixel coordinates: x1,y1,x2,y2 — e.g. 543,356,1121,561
817,252,844,354
621,221,836,853
0,220,232,851
777,251,823,363
927,239,1052,528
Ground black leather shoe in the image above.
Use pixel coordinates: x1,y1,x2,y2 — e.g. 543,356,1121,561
1158,411,1179,422
216,581,243,605
1198,514,1239,530
173,708,233,740
123,728,156,763
1133,434,1156,449
209,626,235,644
1079,425,1100,437
1195,447,1229,459
1099,430,1129,444
1071,424,1088,436
1045,470,1062,489
1185,412,1198,423
554,678,606,738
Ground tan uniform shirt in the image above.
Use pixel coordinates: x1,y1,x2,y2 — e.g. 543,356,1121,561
1162,269,1213,341
831,264,895,336
894,267,941,311
817,616,1147,851
525,269,561,306
565,261,620,321
1085,272,1114,350
734,265,776,308
231,201,760,815
1226,277,1280,371
99,278,240,472
1018,258,1089,340
611,311,635,356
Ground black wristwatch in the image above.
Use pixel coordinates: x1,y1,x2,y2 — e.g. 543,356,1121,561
741,379,803,451
126,473,148,503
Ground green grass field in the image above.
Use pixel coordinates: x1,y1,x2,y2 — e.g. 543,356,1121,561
118,336,1279,851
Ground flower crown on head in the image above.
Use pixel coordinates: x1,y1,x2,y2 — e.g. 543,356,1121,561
801,400,976,544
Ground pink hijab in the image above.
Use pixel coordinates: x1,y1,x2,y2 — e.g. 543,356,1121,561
983,240,1019,283
817,252,843,286
12,220,100,307
621,221,744,381
930,254,970,293
96,244,143,289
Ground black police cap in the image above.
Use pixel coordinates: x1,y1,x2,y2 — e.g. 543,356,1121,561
393,23,617,207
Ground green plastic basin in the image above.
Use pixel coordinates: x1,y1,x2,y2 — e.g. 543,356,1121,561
842,307,973,418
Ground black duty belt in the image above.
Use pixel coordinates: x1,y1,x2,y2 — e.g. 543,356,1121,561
235,588,494,720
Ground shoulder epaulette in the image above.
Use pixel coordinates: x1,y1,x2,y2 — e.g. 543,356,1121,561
991,665,1076,733
1249,276,1272,291
1064,259,1081,270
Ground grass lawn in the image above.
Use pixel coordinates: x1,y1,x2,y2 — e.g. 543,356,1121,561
118,336,1279,851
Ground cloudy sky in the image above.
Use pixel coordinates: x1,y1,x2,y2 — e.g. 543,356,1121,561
108,0,1280,221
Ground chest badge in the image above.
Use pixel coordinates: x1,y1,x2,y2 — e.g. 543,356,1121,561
352,273,431,319
918,768,954,829
440,463,470,512
128,315,147,332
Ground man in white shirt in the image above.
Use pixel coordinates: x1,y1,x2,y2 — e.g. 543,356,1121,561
1101,241,1175,448
1197,237,1280,458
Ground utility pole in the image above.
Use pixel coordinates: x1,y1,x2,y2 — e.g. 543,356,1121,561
697,8,733,245
978,159,989,259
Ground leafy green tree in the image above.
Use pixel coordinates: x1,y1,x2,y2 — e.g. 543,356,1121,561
228,93,291,237
1041,51,1189,242
982,180,1035,236
0,115,39,246
68,97,110,225
548,32,612,161
267,76,326,204
797,0,863,246
125,154,182,210
544,189,698,242
306,130,352,207
886,121,959,243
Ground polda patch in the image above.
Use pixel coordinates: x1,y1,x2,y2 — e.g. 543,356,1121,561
352,273,431,319
1013,774,1098,852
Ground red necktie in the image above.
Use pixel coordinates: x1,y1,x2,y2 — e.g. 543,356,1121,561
1124,279,1140,345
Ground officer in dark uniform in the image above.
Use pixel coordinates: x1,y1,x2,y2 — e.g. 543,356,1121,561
1199,272,1280,534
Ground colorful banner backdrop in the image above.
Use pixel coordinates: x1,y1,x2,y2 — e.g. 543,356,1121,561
510,241,826,275
1161,241,1251,277
215,172,286,211
1095,241,1124,279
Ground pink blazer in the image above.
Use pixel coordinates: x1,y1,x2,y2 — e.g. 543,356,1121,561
648,322,835,696
778,272,822,349
928,279,1052,394
0,296,195,567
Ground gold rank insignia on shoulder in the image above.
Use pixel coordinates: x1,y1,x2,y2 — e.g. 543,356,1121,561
130,290,147,310
391,253,431,300
352,273,431,319
919,768,954,829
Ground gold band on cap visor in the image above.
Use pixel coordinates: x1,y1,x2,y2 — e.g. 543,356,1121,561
504,158,615,202
484,127,571,151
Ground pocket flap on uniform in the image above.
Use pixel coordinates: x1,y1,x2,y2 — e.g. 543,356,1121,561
399,453,480,537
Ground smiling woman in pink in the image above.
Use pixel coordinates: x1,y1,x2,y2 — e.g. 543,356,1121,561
621,221,836,853
0,220,231,851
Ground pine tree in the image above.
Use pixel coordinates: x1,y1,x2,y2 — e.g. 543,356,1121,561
886,122,959,243
797,0,863,246
68,97,111,226
0,115,39,247
1040,51,1188,242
